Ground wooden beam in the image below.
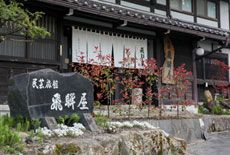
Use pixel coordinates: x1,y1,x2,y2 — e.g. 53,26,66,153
195,46,225,61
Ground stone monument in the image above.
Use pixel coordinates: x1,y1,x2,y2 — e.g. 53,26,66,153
8,69,94,120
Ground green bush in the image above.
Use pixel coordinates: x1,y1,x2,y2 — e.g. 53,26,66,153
212,106,223,115
30,119,41,130
0,115,41,153
57,114,80,126
0,115,41,132
95,112,110,129
67,114,80,126
222,110,229,115
198,106,204,114
29,130,34,138
0,117,24,153
57,116,65,124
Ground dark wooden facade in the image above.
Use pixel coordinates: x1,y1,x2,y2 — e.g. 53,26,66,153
1,0,230,105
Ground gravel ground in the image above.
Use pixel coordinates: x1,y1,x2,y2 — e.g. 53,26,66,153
186,131,230,155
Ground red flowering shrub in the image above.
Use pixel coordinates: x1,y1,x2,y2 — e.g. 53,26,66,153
73,46,192,118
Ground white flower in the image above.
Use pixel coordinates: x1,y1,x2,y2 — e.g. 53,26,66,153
108,120,169,137
122,121,134,128
109,121,123,128
36,123,85,138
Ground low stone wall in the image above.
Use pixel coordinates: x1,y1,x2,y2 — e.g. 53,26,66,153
146,115,230,143
202,115,230,132
147,119,203,143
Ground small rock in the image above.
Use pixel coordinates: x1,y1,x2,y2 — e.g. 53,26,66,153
25,137,34,144
203,108,209,114
105,125,117,134
18,132,29,139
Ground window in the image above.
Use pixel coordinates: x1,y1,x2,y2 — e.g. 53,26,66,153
196,53,229,81
100,0,116,3
171,0,192,12
197,0,217,19
120,0,151,12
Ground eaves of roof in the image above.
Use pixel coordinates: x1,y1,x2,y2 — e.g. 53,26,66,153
37,0,230,41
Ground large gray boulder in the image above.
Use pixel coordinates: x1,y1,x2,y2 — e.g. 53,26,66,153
8,69,94,119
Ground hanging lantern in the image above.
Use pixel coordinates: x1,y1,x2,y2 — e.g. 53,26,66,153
196,47,204,56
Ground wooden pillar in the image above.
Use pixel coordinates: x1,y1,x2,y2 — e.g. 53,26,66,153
156,32,164,107
57,16,64,72
166,0,171,17
192,42,198,105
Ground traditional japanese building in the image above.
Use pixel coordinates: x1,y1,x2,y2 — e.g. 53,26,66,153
1,0,230,106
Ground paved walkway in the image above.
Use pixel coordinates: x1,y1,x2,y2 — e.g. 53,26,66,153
187,132,230,155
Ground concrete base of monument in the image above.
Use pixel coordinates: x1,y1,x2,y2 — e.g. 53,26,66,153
0,104,10,116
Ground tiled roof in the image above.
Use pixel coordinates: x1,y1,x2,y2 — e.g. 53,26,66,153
38,0,230,40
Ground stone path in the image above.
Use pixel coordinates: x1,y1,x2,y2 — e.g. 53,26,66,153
187,132,230,155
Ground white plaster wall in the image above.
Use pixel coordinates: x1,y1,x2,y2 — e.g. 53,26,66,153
171,11,194,22
198,41,212,52
198,40,219,52
156,0,166,5
220,1,229,30
197,17,218,28
154,9,166,16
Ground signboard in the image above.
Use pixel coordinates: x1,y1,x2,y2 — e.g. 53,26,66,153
162,35,175,84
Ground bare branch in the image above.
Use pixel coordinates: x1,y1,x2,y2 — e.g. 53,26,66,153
6,38,34,42
0,27,23,37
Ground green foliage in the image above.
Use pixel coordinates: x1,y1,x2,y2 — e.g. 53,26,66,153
29,130,34,138
212,106,223,115
30,119,41,130
0,115,41,153
16,123,21,132
222,109,229,115
216,95,224,103
64,115,69,122
198,106,204,114
1,115,40,132
0,117,24,153
57,114,80,126
2,115,14,128
57,116,65,124
0,0,50,42
35,127,45,144
95,112,111,129
67,114,80,126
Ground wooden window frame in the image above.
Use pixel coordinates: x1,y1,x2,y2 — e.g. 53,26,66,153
196,0,218,21
170,0,194,15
